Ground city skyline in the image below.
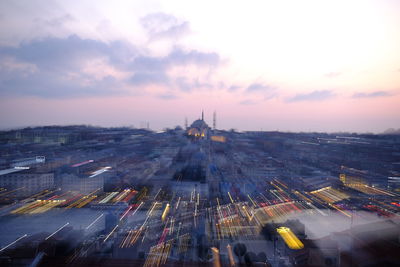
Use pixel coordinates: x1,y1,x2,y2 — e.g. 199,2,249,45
1,0,400,132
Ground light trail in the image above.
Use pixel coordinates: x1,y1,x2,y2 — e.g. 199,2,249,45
175,196,181,210
141,226,149,243
99,192,119,204
112,189,131,203
147,201,158,216
211,247,222,267
89,167,111,178
122,190,137,202
85,213,104,229
153,188,162,200
330,203,352,217
130,201,144,218
247,194,257,208
227,244,236,267
103,225,119,243
120,230,134,248
161,203,170,222
169,218,175,235
277,226,304,250
0,187,24,197
307,202,327,216
76,195,97,208
0,234,27,252
228,192,234,204
45,222,69,240
120,206,133,221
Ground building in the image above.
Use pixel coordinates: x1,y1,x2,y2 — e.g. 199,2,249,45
0,170,54,197
187,111,210,138
61,173,105,194
339,173,366,187
388,176,400,191
10,156,46,168
61,161,109,194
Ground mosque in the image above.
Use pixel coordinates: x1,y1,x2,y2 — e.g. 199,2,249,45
187,111,210,138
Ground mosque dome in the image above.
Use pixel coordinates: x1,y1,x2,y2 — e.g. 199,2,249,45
187,111,209,138
190,119,208,129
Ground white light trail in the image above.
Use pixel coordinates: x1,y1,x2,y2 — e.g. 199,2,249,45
86,213,104,229
89,167,111,178
147,201,158,216
175,197,181,210
0,234,27,252
153,188,162,200
120,206,133,221
45,223,69,240
103,225,119,243
129,202,144,219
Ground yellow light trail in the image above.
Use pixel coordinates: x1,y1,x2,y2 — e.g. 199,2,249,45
227,244,236,267
330,203,352,218
277,227,304,250
211,247,222,267
274,179,288,189
30,199,65,214
228,192,234,204
29,190,50,199
76,195,97,208
161,203,170,222
0,187,24,197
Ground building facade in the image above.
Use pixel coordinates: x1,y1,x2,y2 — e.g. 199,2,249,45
0,172,54,197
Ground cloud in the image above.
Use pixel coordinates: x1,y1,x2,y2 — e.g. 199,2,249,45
157,93,178,100
287,90,335,102
140,13,190,41
0,35,136,72
228,85,241,91
166,48,220,66
130,72,169,86
325,72,341,78
246,83,274,92
352,91,391,98
1,72,122,98
174,77,213,92
34,14,75,28
128,48,220,90
0,34,221,98
239,99,257,105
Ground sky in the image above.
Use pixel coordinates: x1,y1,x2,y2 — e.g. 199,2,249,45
0,0,399,133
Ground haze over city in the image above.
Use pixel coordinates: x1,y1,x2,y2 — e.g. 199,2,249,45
1,1,400,267
0,0,399,132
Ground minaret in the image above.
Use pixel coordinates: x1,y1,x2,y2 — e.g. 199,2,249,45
213,111,216,130
202,110,204,121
